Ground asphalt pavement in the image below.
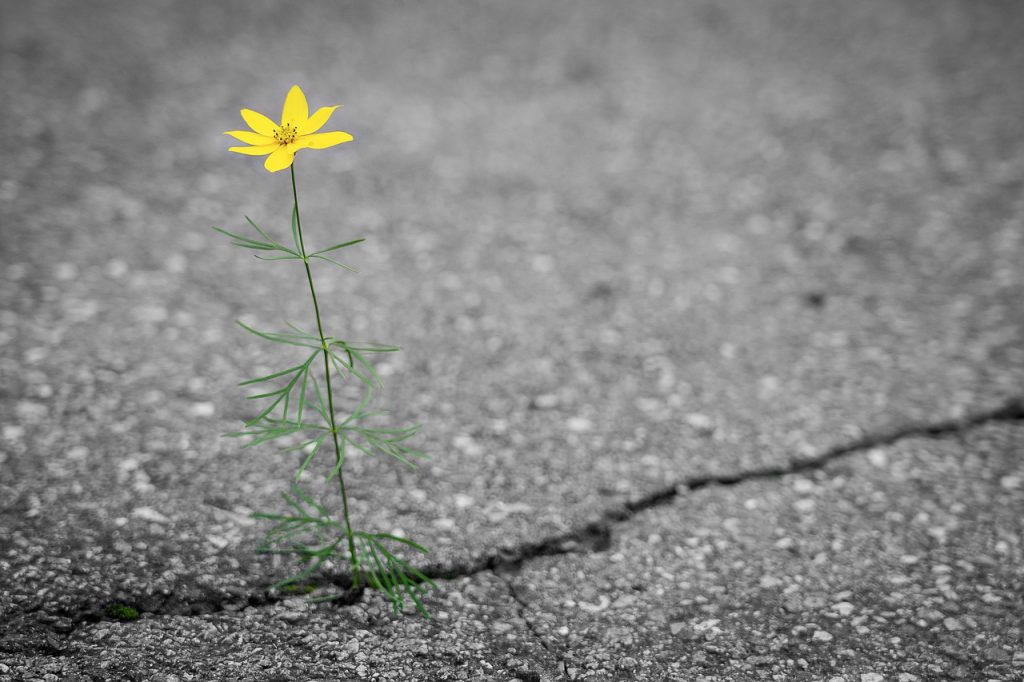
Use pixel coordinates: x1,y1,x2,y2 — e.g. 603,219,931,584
1,1,1022,680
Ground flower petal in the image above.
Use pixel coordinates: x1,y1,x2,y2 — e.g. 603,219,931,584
225,130,274,145
228,143,278,156
264,145,296,172
281,85,309,127
240,109,278,136
299,105,340,135
296,131,354,150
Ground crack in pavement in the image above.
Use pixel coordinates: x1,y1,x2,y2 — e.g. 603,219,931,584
20,396,1024,636
492,568,573,681
430,395,1024,578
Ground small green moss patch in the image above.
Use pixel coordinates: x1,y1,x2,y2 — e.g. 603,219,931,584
280,583,316,595
104,602,140,621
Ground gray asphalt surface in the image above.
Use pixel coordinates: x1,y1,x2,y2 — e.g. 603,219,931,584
2,1,1023,680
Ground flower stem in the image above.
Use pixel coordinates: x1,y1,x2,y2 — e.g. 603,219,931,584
290,163,360,587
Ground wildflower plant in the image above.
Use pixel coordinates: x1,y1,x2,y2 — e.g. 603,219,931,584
217,85,436,617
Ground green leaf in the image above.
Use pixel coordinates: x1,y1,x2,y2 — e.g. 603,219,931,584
211,226,277,251
407,586,431,619
343,346,384,387
263,521,322,547
213,220,300,259
268,541,339,590
329,351,376,389
250,512,299,522
371,533,430,554
352,533,436,617
279,490,307,518
296,365,310,424
310,378,330,422
246,216,297,256
237,321,320,349
240,350,318,425
254,253,302,261
284,321,319,341
338,387,376,431
310,254,357,272
363,565,386,593
344,437,376,459
294,433,328,481
227,418,326,439
292,483,329,518
239,362,307,387
345,342,401,353
281,433,329,452
365,541,394,592
365,542,406,616
309,238,365,257
337,421,425,469
390,555,435,589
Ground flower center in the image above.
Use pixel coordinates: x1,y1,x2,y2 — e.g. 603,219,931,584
274,123,299,144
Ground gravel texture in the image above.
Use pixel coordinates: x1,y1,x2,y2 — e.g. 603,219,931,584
508,424,1024,680
1,0,1023,679
2,574,561,681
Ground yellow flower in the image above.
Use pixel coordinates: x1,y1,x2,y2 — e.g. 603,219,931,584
225,85,353,172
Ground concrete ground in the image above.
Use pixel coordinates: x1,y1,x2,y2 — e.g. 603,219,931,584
1,1,1022,680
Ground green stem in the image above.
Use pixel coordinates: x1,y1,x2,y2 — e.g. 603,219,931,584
290,163,360,587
